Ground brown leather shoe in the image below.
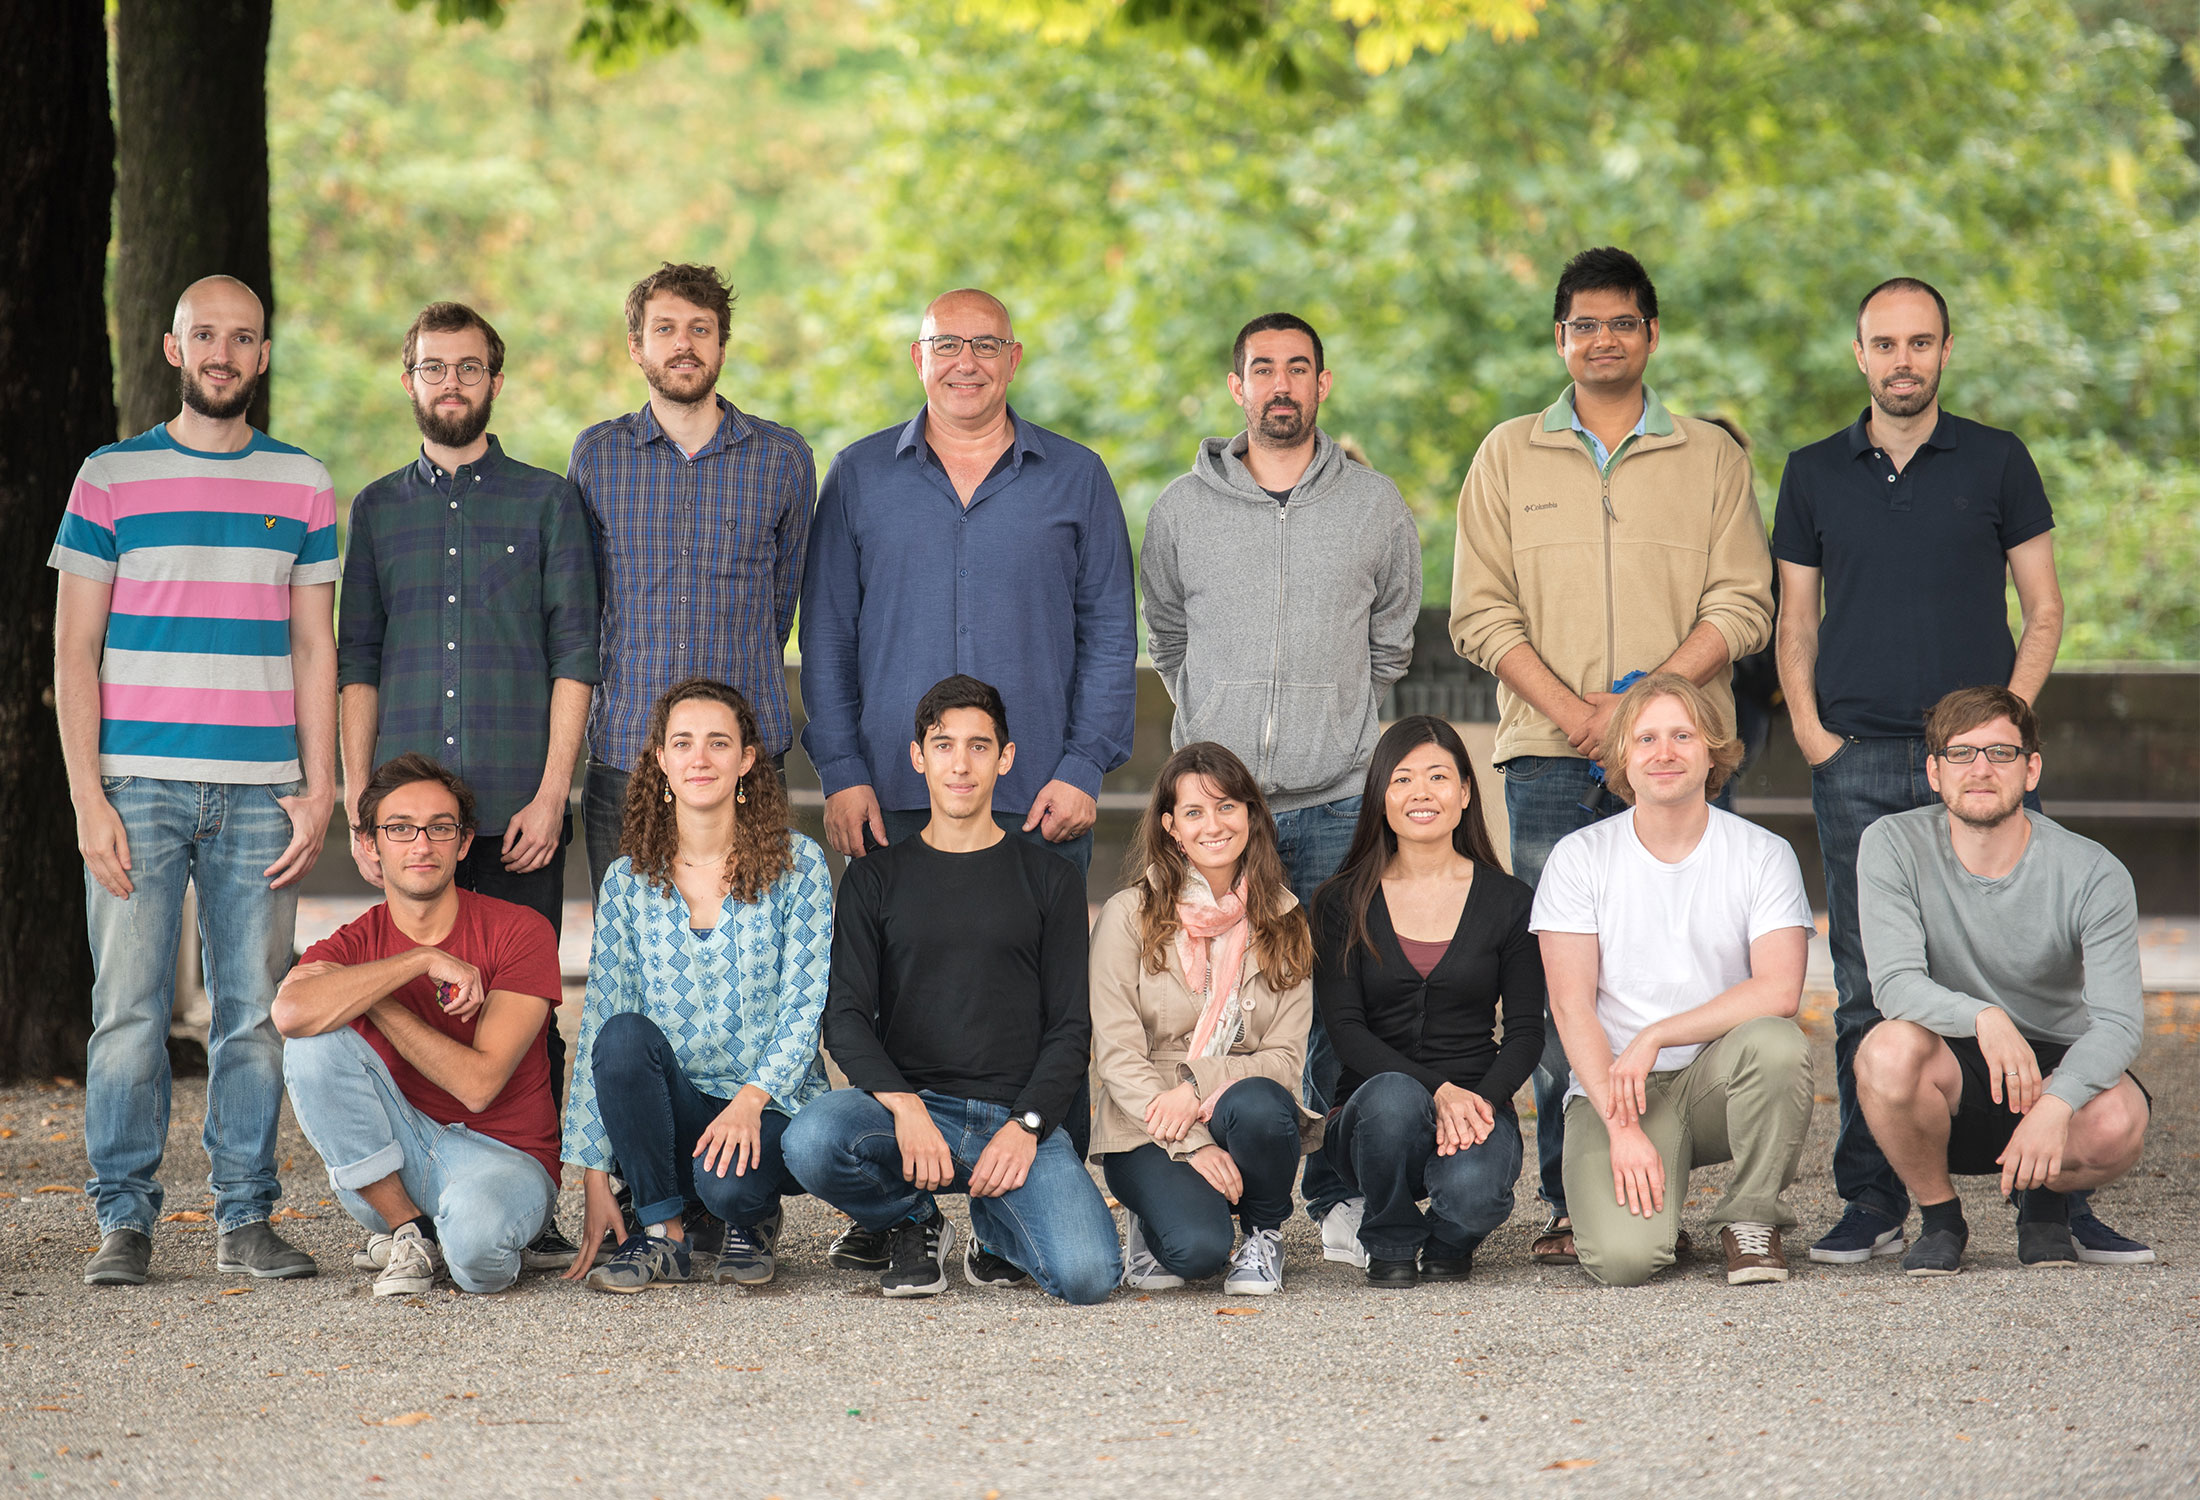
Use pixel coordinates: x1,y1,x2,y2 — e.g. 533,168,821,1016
1722,1223,1788,1284
1716,1222,1786,1275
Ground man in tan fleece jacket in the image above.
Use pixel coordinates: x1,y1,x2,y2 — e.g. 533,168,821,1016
1448,246,1774,1261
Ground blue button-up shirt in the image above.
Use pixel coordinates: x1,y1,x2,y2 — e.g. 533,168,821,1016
568,396,815,769
338,436,599,830
798,407,1137,815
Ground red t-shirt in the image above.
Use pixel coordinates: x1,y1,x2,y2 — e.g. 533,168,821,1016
300,891,562,1184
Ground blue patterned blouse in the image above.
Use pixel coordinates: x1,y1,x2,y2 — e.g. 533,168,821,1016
561,834,834,1173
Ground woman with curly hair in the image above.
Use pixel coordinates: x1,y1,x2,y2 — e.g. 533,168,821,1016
1088,742,1323,1296
559,678,833,1293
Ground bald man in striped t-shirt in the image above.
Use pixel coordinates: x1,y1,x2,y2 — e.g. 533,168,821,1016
53,275,341,1288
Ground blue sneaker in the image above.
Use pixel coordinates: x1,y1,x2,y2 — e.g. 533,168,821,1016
713,1207,783,1286
2067,1200,2155,1265
1808,1204,1906,1264
584,1232,694,1294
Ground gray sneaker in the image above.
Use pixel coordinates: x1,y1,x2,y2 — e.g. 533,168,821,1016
1121,1213,1184,1291
584,1233,694,1293
216,1221,317,1279
713,1207,782,1286
373,1223,443,1298
353,1233,395,1271
85,1228,152,1286
1223,1227,1285,1296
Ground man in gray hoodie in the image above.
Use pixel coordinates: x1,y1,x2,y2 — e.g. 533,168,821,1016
1140,312,1422,1258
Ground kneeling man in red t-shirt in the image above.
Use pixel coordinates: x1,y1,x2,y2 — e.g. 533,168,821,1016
274,753,563,1296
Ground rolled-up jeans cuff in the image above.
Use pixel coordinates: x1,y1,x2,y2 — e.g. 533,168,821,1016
633,1193,687,1229
327,1140,407,1193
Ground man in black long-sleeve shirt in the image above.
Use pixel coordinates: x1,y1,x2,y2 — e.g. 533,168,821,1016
783,676,1121,1303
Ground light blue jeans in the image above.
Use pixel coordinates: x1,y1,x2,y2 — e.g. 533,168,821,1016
283,1026,555,1293
83,775,301,1235
783,1088,1122,1305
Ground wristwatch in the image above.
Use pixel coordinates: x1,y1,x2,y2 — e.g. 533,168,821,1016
1011,1110,1046,1136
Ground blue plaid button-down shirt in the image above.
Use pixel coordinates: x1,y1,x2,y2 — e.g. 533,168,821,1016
569,396,816,769
337,437,599,830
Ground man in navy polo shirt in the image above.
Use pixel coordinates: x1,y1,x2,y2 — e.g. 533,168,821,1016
1773,277,2145,1268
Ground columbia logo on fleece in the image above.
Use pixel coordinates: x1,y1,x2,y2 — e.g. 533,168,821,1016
1523,502,1559,513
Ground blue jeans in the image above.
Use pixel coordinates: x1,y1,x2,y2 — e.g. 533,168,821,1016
878,807,1092,881
589,1011,803,1230
1098,1077,1302,1278
1330,1072,1523,1260
282,1027,556,1292
1502,754,1735,1218
83,776,300,1236
783,1088,1122,1305
1274,794,1363,1219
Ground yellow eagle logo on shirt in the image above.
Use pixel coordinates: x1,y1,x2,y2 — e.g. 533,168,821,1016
264,516,277,528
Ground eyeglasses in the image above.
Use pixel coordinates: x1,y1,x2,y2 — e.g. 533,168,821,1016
1562,316,1647,338
1934,744,2028,764
917,334,1014,359
408,359,492,386
377,821,464,842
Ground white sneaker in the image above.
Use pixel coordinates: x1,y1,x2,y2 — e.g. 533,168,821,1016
1321,1198,1369,1269
352,1232,394,1271
1223,1227,1285,1296
372,1222,444,1298
1121,1213,1184,1291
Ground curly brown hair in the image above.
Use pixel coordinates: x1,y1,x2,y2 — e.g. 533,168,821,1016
620,678,792,904
1129,742,1313,991
624,262,735,348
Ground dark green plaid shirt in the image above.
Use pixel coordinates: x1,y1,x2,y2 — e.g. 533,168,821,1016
338,436,599,829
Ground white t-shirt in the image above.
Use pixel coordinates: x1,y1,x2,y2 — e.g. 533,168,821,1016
1530,806,1813,1102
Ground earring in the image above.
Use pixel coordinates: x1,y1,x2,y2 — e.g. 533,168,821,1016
661,779,673,803
736,777,747,806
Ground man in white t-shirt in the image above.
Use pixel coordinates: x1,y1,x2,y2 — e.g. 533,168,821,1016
1531,673,1816,1286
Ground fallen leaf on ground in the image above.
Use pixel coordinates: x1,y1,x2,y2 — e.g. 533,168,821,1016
219,1288,249,1296
0,1129,13,1137
161,1211,210,1223
1542,1459,1597,1471
34,1185,81,1194
1214,1307,1260,1316
33,1405,67,1412
365,1412,432,1427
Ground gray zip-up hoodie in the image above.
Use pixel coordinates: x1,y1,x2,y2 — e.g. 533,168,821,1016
1140,429,1422,813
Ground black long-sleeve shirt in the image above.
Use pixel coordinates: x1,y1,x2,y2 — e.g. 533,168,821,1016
823,833,1090,1135
1315,870,1546,1109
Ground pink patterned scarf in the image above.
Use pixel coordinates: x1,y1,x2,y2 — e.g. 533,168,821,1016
1177,870,1253,1063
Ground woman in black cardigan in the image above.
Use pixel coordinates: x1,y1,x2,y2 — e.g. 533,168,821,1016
1313,715,1545,1287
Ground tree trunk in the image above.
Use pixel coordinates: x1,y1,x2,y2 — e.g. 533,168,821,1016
114,0,273,437
0,0,114,1081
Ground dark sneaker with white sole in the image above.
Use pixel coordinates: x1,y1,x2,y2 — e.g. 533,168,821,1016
829,1220,891,1271
879,1214,954,1298
1902,1225,1967,1277
2017,1219,2081,1268
1808,1204,1906,1264
964,1242,1030,1288
584,1232,695,1293
85,1228,152,1285
522,1223,581,1271
715,1208,782,1286
2068,1205,2154,1264
216,1221,317,1279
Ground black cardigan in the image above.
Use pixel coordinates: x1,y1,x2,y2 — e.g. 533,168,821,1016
1314,868,1547,1109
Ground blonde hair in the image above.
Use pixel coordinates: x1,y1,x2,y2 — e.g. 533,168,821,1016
1600,672,1745,804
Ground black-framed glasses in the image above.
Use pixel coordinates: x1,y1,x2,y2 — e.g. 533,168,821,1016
917,334,1014,359
377,821,464,842
1934,744,2027,764
1562,316,1647,338
408,358,492,386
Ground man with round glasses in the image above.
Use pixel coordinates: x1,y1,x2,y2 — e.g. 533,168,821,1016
274,754,565,1298
1764,278,2129,1267
1853,687,2151,1276
1449,246,1775,1266
338,299,600,1267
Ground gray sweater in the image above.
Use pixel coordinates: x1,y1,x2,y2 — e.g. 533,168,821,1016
1140,429,1421,812
1858,807,2143,1112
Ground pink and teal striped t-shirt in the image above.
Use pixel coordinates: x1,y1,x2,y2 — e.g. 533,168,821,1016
48,425,340,784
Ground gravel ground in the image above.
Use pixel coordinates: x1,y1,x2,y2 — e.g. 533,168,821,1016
5,992,2198,1499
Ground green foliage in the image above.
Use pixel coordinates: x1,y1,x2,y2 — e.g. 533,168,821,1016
2033,438,2200,660
394,0,755,68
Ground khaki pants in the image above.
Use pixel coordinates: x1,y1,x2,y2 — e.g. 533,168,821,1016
1562,1016,1813,1287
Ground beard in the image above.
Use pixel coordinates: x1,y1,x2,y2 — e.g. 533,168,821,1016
1252,398,1315,447
1943,780,2026,831
412,387,494,448
640,350,722,405
1870,363,1942,419
178,361,258,420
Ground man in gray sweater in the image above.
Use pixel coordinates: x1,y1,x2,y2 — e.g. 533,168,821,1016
1855,686,2152,1276
1140,311,1422,1260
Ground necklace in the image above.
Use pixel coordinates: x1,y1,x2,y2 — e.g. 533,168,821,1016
677,853,729,868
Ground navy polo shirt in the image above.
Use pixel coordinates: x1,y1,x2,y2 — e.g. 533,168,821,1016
1772,410,2053,739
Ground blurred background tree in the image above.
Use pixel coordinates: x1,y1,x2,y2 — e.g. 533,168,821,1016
263,0,2200,659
